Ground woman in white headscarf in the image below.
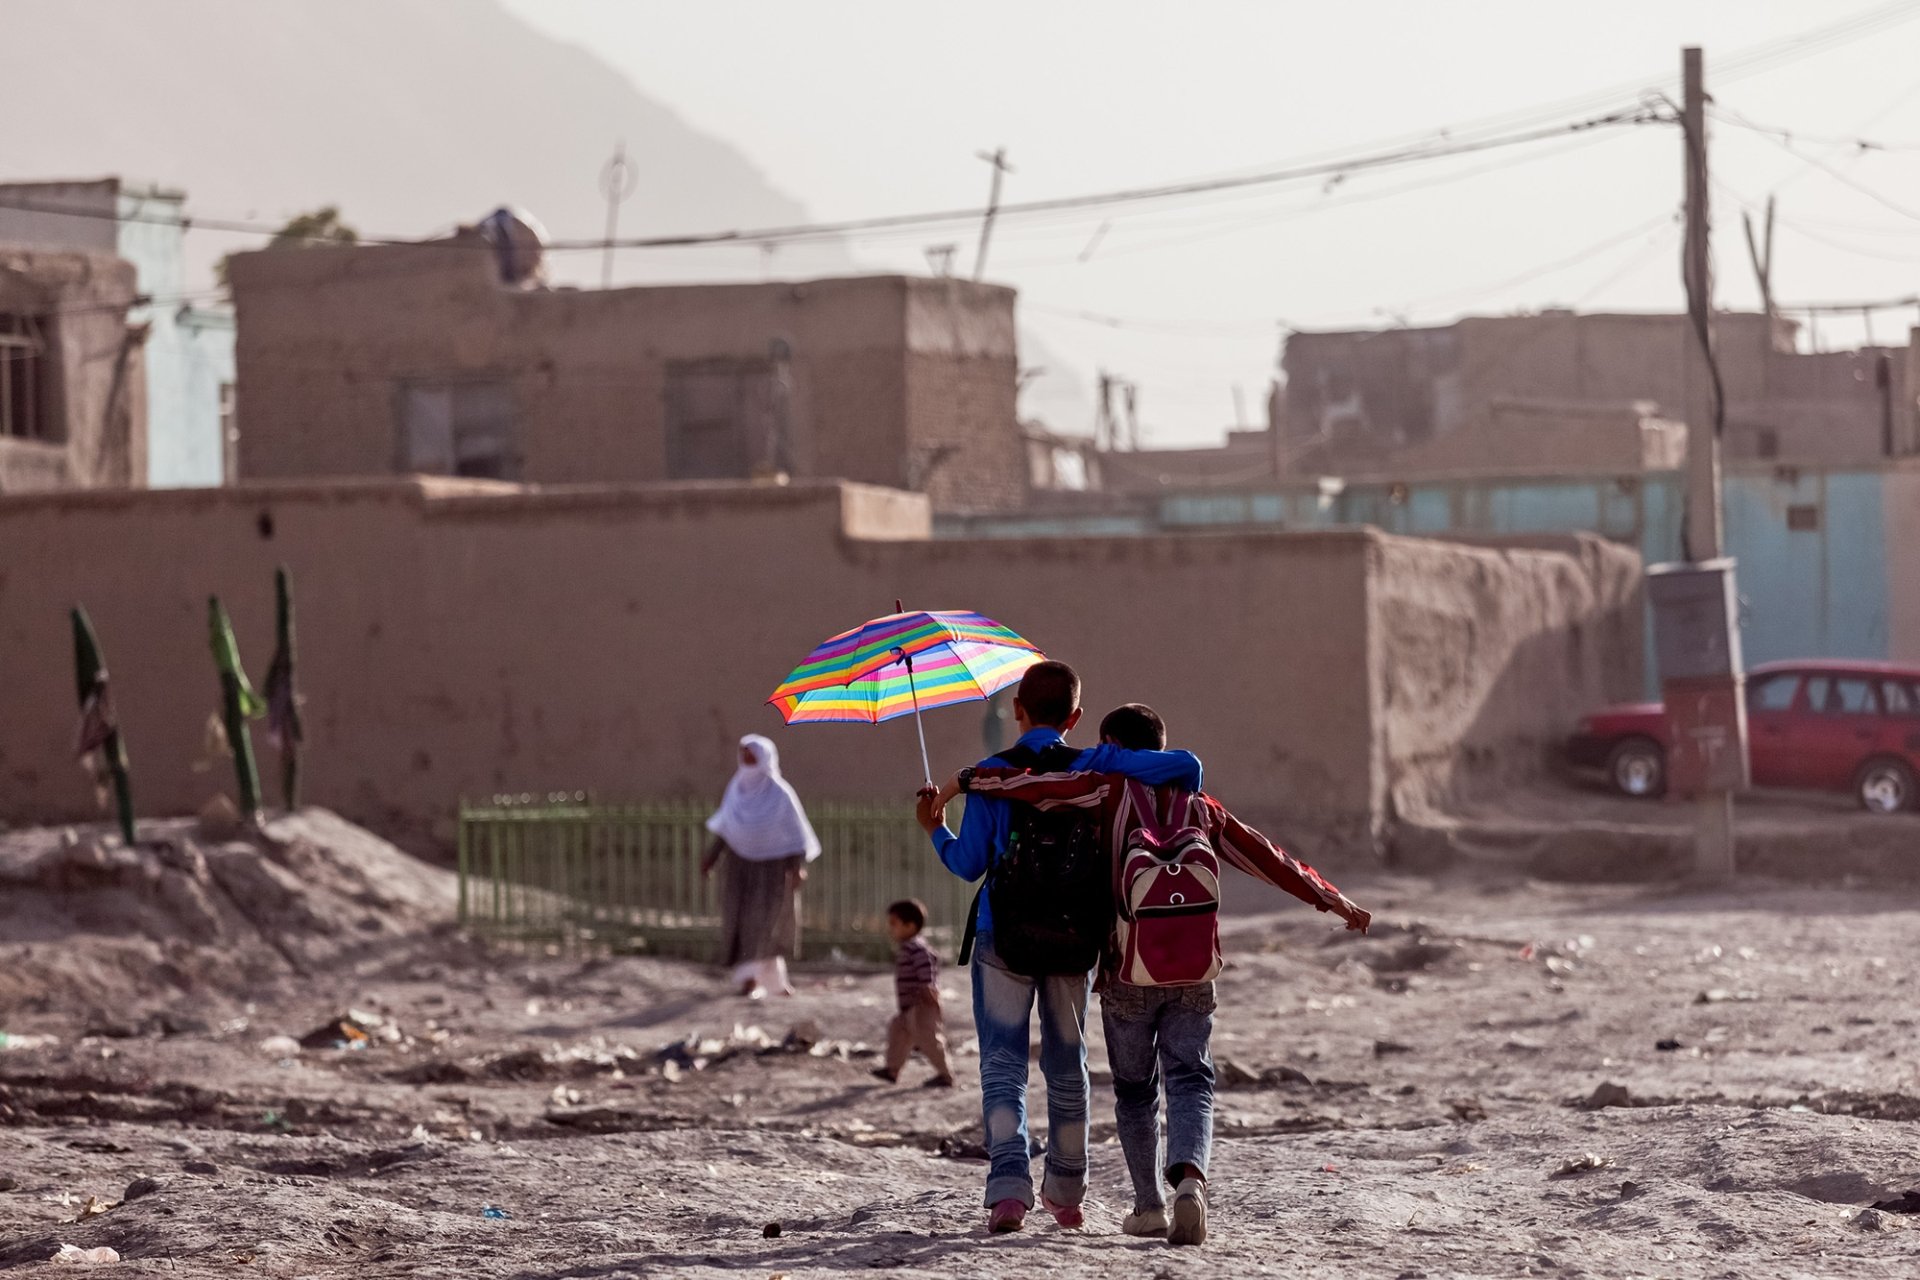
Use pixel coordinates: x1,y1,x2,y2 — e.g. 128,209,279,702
701,734,821,998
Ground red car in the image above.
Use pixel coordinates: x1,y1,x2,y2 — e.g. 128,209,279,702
1568,660,1920,814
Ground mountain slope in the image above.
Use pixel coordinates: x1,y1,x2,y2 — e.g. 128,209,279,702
0,0,850,290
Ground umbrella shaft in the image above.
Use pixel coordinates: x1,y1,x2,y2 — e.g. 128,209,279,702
905,656,933,787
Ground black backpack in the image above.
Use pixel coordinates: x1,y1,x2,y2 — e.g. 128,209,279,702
960,742,1113,978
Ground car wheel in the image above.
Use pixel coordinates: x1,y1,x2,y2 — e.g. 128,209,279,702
1856,758,1917,815
1607,737,1666,799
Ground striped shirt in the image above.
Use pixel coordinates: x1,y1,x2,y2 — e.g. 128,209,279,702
894,934,939,1009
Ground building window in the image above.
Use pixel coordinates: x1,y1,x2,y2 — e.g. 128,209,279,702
396,380,517,480
664,358,780,480
0,314,55,442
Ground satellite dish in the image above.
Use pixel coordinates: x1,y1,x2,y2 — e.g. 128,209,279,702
476,206,548,286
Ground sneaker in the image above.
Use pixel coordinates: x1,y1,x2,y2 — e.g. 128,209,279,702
922,1074,955,1089
988,1198,1026,1234
869,1067,898,1084
1168,1176,1207,1246
1040,1193,1084,1229
1123,1206,1169,1237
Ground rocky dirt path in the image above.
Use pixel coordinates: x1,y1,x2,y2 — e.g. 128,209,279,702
5,869,1920,1277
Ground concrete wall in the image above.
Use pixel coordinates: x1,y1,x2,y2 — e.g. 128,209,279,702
116,188,234,489
1153,459,1920,675
230,248,1024,511
1389,398,1685,475
0,180,120,253
0,481,1636,863
1890,469,1920,662
0,248,145,493
1282,312,1909,472
164,308,235,486
1369,534,1645,822
0,179,235,489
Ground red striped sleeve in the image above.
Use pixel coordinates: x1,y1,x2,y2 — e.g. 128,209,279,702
1200,795,1370,930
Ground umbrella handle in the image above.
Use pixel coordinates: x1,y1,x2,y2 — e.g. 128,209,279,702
900,650,934,788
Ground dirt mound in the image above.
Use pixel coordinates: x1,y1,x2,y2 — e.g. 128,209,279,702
0,809,457,1015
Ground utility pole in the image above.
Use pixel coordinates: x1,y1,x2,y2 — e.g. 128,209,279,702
972,147,1013,281
1741,195,1776,336
1678,45,1739,879
1096,371,1114,452
599,140,638,289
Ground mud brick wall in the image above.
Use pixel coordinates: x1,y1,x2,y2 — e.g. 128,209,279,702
0,481,1638,863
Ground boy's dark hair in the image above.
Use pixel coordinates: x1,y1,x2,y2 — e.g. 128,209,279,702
887,898,927,932
1100,703,1167,751
1015,660,1081,728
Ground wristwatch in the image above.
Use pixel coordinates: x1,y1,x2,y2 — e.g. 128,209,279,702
957,767,976,794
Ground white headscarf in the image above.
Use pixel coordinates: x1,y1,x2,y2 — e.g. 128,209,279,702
706,735,822,863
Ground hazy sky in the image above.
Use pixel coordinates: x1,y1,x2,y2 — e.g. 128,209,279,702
501,0,1920,445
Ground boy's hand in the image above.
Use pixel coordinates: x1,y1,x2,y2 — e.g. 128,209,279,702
914,787,945,835
934,771,966,811
1342,904,1372,934
917,985,942,1009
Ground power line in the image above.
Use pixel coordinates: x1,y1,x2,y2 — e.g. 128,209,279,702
1021,303,1280,336
565,107,1666,251
0,1,1903,274
1773,291,1920,315
0,106,1665,258
1738,127,1920,221
1708,104,1920,152
1000,127,1635,270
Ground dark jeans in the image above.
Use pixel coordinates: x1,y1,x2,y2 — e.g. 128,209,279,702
1102,980,1216,1212
971,933,1093,1208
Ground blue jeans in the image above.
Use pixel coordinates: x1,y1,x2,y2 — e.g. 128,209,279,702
1102,981,1216,1212
971,933,1093,1208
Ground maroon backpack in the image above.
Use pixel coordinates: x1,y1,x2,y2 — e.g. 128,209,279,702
1112,781,1223,987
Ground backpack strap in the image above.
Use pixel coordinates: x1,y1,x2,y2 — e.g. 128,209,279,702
956,741,1046,967
958,886,982,966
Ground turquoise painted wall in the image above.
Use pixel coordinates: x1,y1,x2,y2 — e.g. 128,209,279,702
1723,470,1889,665
116,191,234,488
957,464,1903,680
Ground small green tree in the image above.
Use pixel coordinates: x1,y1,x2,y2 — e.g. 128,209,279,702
216,206,358,289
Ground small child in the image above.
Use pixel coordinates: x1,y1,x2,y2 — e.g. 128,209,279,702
871,898,955,1087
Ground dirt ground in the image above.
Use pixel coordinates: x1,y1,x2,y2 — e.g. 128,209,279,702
6,810,1920,1277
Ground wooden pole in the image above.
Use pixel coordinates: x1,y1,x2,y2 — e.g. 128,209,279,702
1682,46,1736,879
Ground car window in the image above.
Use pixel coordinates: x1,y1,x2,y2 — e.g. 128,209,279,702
1803,676,1831,712
1816,677,1878,715
1750,675,1800,712
1884,680,1919,716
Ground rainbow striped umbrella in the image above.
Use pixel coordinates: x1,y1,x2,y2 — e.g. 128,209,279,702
769,607,1043,783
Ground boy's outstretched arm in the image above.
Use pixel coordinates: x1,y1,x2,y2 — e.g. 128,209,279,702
1206,796,1371,932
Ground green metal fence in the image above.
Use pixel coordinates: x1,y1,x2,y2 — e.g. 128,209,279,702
456,796,974,961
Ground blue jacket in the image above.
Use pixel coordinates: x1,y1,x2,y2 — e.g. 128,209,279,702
927,726,1204,938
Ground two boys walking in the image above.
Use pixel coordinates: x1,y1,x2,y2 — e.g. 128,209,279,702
912,661,1371,1244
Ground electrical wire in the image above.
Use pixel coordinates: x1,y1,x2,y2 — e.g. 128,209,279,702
1001,127,1638,270
1708,104,1920,152
0,106,1663,259
1718,110,1920,223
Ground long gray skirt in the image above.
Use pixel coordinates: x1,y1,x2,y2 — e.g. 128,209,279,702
719,849,804,967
